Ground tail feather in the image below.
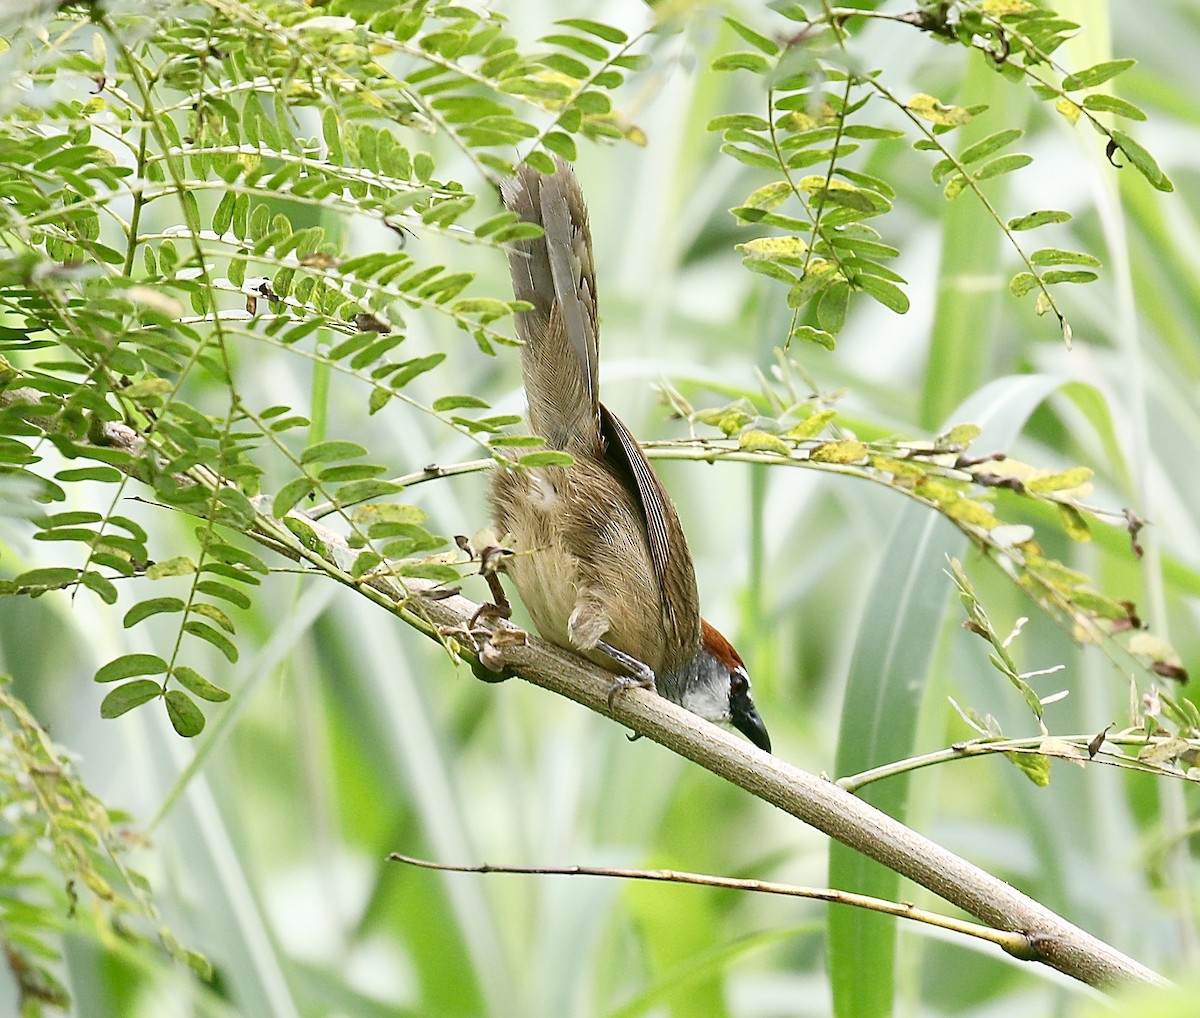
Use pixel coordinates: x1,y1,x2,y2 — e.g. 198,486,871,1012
501,161,600,453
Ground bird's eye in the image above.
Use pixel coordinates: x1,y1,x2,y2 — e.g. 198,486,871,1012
730,671,748,698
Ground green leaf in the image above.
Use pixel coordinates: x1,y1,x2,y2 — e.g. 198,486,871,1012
1007,210,1071,231
335,479,403,504
720,143,779,170
206,542,269,574
13,567,79,589
543,32,608,61
853,272,910,314
1041,269,1098,285
173,666,231,703
816,280,849,334
164,689,205,737
1030,248,1101,268
790,325,835,350
433,395,491,412
195,580,252,609
1057,504,1091,541
95,653,168,683
212,191,236,235
192,602,235,633
301,440,367,465
183,620,239,663
974,153,1033,181
100,680,162,719
543,131,577,162
369,386,391,415
273,476,315,517
1080,94,1146,120
787,261,840,308
385,354,445,390
958,129,1022,166
1109,130,1173,192
539,52,589,79
518,451,575,467
124,597,186,628
1009,272,1039,297
841,125,904,140
1062,58,1135,91
555,18,627,45
708,114,770,133
712,52,771,74
396,562,461,583
722,16,779,55
788,409,837,438
798,176,879,212
56,465,122,483
1007,751,1051,786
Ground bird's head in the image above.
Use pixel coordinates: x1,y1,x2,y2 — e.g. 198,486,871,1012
675,621,771,753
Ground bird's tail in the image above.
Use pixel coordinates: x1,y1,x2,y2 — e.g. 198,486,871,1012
500,160,601,453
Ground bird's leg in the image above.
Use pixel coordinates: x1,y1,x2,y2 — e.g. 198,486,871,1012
442,538,519,681
460,539,514,627
472,569,512,627
594,641,656,707
567,600,657,706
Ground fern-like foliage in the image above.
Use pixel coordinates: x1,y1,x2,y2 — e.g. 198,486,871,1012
0,676,207,1014
710,0,1171,346
658,352,1188,693
0,0,1180,733
0,1,653,736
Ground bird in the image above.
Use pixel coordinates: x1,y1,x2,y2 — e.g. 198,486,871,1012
488,159,771,753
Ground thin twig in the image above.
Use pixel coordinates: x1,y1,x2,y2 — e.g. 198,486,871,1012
388,852,1038,958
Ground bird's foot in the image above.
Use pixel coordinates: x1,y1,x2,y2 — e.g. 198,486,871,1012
439,613,525,684
455,535,515,625
594,640,657,708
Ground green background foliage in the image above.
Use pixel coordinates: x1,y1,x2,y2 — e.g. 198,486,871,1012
0,0,1197,1015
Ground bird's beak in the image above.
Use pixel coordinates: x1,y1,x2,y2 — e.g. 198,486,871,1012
730,689,771,754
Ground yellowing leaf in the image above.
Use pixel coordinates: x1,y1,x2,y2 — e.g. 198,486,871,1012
1055,98,1082,125
1006,751,1051,787
981,0,1034,13
1058,504,1092,541
906,93,973,126
737,236,808,263
738,430,790,456
811,439,867,464
787,409,837,440
943,423,981,446
743,181,792,210
1026,466,1094,494
797,176,877,212
695,406,753,436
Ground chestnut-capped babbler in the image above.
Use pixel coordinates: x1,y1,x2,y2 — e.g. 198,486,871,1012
490,160,771,753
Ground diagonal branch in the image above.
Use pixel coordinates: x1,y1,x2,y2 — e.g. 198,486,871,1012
1,384,1166,991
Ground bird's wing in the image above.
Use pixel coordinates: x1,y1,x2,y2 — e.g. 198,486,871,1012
599,403,700,654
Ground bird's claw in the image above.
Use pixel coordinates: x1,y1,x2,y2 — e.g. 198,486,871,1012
439,617,526,682
604,661,656,709
591,639,656,708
